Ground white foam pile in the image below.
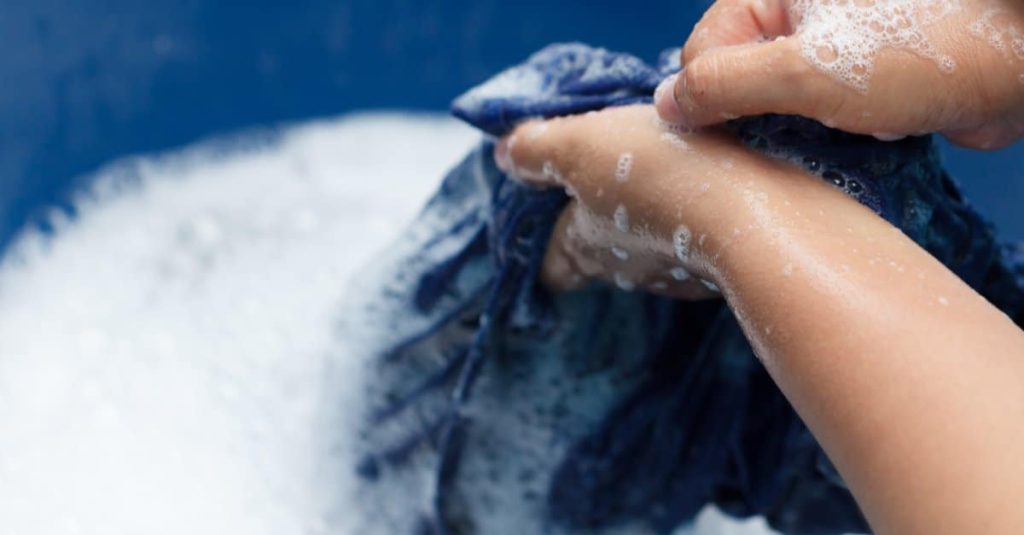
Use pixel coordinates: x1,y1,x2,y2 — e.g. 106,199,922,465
0,113,774,534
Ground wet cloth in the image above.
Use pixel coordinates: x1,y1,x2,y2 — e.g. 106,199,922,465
347,44,1024,535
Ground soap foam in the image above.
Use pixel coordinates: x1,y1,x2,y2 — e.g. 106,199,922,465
790,0,962,92
542,161,564,183
659,132,690,150
0,113,478,535
673,225,693,263
613,204,630,232
615,153,634,183
969,5,1024,75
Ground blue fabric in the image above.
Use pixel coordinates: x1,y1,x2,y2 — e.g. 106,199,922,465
352,44,1024,535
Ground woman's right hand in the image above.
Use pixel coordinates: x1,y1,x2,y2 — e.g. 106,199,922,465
494,105,847,300
656,0,1024,149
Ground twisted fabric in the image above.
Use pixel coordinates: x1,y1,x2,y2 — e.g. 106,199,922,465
350,44,1024,535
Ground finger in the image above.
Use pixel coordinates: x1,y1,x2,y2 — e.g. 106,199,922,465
682,0,793,65
541,204,590,292
945,123,1020,151
494,118,576,187
657,36,850,129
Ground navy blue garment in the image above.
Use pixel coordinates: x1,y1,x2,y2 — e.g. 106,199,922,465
350,44,1024,535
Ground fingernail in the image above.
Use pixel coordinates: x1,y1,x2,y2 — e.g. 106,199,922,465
654,72,688,125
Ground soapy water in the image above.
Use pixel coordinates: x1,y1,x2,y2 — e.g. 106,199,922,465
789,0,962,92
0,112,776,535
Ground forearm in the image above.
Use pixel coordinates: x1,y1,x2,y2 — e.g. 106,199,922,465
710,166,1024,534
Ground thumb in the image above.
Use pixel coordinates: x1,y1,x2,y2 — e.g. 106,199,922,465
656,36,847,129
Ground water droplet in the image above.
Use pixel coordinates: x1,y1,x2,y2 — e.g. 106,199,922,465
700,279,720,292
670,267,691,281
614,273,636,291
673,225,692,263
823,170,846,188
803,157,821,172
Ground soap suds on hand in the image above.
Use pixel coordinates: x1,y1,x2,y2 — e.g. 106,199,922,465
615,152,634,183
790,0,962,92
614,204,630,232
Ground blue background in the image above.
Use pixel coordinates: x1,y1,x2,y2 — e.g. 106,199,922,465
4,0,1023,251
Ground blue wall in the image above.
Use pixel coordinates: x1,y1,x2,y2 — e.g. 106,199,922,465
3,0,1022,250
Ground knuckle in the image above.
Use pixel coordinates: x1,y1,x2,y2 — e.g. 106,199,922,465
774,38,810,82
739,0,761,13
683,57,718,108
776,44,834,117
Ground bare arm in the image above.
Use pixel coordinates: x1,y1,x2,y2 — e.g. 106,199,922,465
499,105,1024,533
713,150,1024,534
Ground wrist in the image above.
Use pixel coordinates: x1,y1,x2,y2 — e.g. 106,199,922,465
678,158,819,286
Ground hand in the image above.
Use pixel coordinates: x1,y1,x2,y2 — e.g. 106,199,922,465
494,105,821,298
656,0,1024,149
